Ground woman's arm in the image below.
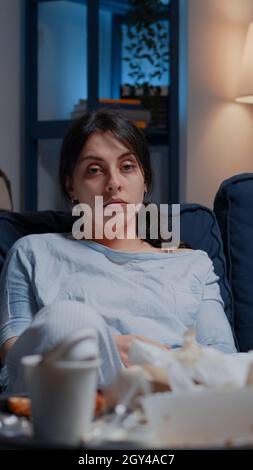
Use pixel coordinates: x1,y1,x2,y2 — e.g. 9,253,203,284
0,240,38,365
196,256,237,353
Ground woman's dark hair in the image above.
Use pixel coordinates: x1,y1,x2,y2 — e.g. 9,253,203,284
59,108,189,250
59,108,152,201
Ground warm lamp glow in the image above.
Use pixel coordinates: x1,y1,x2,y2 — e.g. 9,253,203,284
235,23,253,104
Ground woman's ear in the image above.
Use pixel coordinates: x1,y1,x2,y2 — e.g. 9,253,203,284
65,177,75,199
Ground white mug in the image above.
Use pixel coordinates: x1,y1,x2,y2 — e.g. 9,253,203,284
21,354,100,446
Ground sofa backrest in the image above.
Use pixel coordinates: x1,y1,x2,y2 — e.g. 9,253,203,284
0,210,73,273
180,204,234,335
0,204,235,344
214,173,253,352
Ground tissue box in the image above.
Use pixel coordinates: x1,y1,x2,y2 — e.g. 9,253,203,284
141,385,253,448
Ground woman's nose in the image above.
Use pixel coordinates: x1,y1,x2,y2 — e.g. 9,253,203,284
106,172,121,192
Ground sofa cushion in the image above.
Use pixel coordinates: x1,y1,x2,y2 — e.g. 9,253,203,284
0,210,73,274
214,173,253,352
180,204,235,341
0,205,235,344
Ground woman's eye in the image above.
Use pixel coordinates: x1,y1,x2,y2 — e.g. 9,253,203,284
122,163,135,172
87,166,102,175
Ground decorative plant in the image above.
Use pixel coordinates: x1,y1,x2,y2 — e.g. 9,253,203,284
123,0,170,95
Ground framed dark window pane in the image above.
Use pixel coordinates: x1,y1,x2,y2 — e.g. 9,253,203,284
38,1,87,121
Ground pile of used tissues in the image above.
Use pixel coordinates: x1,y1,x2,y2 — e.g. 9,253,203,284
112,330,253,448
106,329,253,408
101,331,253,447
127,329,253,392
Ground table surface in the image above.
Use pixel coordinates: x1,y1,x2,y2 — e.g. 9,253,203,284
0,394,146,450
1,394,253,451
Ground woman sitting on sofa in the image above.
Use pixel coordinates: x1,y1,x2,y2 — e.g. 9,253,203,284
0,109,237,392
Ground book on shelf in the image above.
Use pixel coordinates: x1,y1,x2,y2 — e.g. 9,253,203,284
71,98,151,128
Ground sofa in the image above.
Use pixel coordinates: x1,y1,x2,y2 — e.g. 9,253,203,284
214,173,253,352
0,173,252,354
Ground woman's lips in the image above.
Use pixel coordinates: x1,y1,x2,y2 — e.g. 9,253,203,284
104,200,127,208
105,202,126,206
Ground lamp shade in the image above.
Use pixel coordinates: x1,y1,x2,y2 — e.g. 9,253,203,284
236,22,253,104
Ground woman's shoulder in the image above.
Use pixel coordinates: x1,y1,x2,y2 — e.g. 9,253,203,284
180,248,212,263
183,249,215,279
167,248,213,271
10,233,70,255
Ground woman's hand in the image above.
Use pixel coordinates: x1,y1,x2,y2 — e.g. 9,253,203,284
112,334,170,367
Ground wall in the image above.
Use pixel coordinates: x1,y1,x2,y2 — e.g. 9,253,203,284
38,2,113,120
0,0,22,210
2,0,253,210
181,0,253,207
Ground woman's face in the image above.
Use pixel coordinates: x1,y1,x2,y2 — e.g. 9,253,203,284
67,131,147,212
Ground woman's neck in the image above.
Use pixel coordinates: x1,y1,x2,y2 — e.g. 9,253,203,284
92,237,146,252
91,215,147,251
